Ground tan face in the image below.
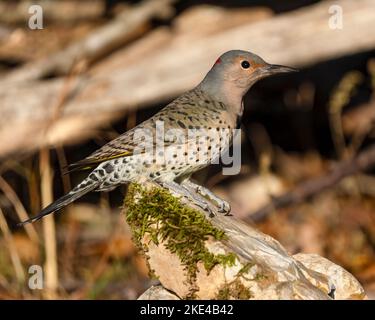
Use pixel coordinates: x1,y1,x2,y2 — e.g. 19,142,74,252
200,50,297,102
221,55,268,89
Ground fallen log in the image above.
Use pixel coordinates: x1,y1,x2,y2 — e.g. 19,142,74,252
1,0,375,158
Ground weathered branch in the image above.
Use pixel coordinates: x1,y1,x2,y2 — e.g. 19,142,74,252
248,144,375,222
125,182,365,300
2,0,176,83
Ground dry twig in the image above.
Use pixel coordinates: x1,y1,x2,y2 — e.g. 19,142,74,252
0,207,24,283
0,176,39,242
39,149,58,299
248,144,375,222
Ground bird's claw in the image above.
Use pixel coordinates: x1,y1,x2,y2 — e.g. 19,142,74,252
208,208,215,218
195,184,231,216
201,203,215,218
217,200,231,215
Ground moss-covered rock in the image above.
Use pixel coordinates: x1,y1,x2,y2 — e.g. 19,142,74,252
124,183,236,298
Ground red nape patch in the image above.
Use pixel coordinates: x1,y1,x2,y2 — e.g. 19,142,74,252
214,58,222,65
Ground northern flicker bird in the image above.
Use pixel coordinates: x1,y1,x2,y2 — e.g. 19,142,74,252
20,50,296,225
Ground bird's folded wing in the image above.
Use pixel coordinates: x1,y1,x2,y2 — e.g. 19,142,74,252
65,115,187,173
65,126,148,173
65,90,226,174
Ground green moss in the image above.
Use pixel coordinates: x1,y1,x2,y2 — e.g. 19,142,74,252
124,183,236,298
216,278,252,300
254,273,268,281
236,262,269,283
237,262,255,276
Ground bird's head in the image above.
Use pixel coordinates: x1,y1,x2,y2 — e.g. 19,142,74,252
200,50,297,102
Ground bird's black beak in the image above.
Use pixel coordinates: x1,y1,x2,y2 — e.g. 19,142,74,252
265,64,299,75
252,63,298,82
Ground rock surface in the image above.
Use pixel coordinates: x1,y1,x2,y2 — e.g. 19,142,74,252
293,253,366,300
128,183,366,300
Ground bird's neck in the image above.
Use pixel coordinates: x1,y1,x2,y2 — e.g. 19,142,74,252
198,74,246,118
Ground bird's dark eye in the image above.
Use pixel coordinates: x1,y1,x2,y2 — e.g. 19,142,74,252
241,61,250,69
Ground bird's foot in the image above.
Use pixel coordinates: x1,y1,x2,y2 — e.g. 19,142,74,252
216,198,231,215
160,181,215,218
200,203,215,218
182,179,231,215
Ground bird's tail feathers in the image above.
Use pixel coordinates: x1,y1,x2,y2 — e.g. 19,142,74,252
18,178,99,226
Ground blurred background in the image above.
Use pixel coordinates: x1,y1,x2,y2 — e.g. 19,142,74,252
0,0,375,299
